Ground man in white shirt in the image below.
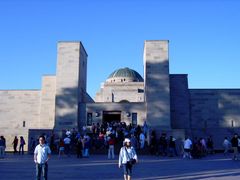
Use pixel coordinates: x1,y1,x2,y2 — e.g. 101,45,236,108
64,136,71,156
183,137,192,159
34,135,51,180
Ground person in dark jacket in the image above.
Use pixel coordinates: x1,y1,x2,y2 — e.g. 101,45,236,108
168,136,176,157
0,136,6,158
12,136,18,154
76,137,83,158
231,133,238,160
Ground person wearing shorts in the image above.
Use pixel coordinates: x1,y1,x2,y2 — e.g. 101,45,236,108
119,138,138,180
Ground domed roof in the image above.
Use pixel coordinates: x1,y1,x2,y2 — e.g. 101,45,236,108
107,67,143,83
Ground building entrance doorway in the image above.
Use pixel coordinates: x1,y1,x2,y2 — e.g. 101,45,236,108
103,111,121,124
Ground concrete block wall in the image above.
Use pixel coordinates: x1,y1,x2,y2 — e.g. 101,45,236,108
170,74,190,129
144,40,171,128
190,90,219,129
95,82,144,102
189,89,240,129
0,90,41,151
54,42,87,131
217,90,240,128
189,89,240,149
39,75,56,129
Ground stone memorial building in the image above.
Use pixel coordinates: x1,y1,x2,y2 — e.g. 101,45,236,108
1,40,240,151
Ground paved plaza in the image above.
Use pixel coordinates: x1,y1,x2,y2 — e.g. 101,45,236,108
1,153,240,180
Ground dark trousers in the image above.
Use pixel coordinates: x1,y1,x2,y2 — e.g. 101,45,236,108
19,144,24,155
36,163,48,180
77,149,82,158
13,145,17,153
65,144,70,155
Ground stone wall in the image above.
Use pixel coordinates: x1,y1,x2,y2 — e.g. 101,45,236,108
170,74,190,129
54,42,88,131
0,90,41,151
189,89,240,149
144,40,171,128
95,82,144,102
39,75,56,129
190,89,240,128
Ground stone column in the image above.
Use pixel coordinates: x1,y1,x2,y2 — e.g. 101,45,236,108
54,42,88,132
144,40,171,129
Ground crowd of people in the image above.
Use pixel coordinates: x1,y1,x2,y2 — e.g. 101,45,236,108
1,123,240,161
2,125,240,180
0,135,27,158
48,121,149,159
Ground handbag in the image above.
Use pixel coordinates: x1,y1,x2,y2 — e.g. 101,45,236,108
125,147,136,165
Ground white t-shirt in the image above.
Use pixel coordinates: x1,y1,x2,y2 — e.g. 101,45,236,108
184,139,192,149
34,144,51,164
64,137,71,144
223,139,230,147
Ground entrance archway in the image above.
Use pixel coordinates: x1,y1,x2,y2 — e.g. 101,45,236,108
102,111,121,124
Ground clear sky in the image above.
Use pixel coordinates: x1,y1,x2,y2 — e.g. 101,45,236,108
0,0,240,98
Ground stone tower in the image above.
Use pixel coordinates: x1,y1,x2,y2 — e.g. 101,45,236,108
54,42,88,132
144,40,171,129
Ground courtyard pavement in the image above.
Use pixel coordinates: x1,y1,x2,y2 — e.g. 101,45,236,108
1,153,240,180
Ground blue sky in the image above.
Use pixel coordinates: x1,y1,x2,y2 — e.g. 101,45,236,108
0,0,240,98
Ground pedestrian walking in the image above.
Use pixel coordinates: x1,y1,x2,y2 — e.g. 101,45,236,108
58,138,65,158
0,136,6,159
119,138,138,180
63,136,71,157
108,136,115,159
19,136,26,155
12,136,18,154
76,137,83,158
223,137,231,156
34,135,51,180
139,132,145,149
231,133,238,160
183,137,192,159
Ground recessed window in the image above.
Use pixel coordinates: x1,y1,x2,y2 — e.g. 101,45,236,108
23,121,26,127
132,113,137,126
87,113,93,126
232,120,234,127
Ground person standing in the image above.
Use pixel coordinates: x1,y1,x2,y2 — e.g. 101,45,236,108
83,135,90,158
139,132,145,149
76,137,83,158
159,133,167,156
207,136,214,154
108,136,115,159
30,137,36,155
19,136,26,155
223,137,231,156
119,138,138,180
63,136,71,157
183,137,192,159
168,136,176,157
0,136,6,159
34,135,51,180
58,138,65,158
231,133,238,160
12,136,18,154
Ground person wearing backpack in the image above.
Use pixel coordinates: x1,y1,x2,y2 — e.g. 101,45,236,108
119,138,138,180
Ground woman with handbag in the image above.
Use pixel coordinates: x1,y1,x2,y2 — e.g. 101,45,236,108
119,138,138,180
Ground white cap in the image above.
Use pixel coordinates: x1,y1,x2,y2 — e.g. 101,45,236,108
124,138,131,143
